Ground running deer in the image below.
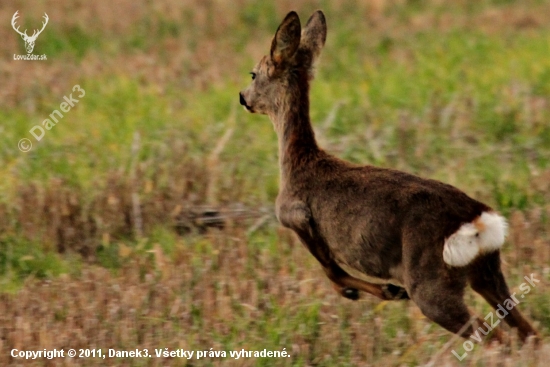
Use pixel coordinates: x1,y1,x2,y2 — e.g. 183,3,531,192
239,10,538,343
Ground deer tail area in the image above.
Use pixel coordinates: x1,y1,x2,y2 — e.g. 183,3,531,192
443,212,508,267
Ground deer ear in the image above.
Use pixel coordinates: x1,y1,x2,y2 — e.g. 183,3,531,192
300,10,327,64
270,11,301,66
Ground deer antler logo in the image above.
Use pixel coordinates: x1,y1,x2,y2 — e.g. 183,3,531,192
11,11,49,54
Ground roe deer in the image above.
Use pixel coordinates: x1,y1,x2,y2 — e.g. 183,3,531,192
239,10,539,343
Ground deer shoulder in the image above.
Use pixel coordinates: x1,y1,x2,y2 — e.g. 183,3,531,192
275,195,311,233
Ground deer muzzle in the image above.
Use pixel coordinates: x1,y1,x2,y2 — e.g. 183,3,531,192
239,92,252,112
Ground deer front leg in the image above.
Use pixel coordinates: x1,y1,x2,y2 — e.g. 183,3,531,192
277,200,409,301
277,200,333,266
324,261,409,301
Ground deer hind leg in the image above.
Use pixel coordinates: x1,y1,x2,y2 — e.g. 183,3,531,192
468,251,539,343
277,200,408,301
405,275,502,341
402,232,496,341
404,264,506,343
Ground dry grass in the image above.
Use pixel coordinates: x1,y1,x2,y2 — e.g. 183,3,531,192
0,224,549,366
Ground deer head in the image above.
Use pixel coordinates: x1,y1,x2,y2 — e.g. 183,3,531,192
239,11,327,119
12,11,49,54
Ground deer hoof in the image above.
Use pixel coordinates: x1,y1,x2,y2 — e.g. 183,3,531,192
382,284,409,300
342,287,360,300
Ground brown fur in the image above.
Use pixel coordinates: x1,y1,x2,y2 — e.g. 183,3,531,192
239,10,538,343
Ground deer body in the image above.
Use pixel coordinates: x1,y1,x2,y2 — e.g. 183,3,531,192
283,162,482,277
240,10,538,343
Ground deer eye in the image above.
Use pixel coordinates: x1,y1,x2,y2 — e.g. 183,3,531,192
250,72,256,80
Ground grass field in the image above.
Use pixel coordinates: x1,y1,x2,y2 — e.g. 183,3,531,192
1,0,550,365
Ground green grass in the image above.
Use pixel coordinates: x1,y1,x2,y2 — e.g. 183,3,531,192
0,236,74,291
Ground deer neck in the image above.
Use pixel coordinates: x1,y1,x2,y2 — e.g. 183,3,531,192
272,77,320,185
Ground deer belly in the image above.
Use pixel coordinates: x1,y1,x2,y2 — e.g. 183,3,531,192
336,259,405,287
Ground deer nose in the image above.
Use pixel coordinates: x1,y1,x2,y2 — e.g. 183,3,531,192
239,92,247,106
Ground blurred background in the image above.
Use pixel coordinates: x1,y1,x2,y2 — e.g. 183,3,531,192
0,0,549,365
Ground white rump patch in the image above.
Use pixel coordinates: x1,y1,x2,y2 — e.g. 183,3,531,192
443,212,508,267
